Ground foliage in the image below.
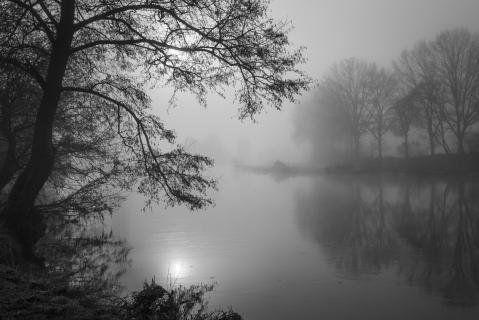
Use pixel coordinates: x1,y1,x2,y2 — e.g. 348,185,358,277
0,0,308,257
126,280,241,320
0,0,309,210
0,64,39,189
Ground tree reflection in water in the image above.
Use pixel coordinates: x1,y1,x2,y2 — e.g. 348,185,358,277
295,175,479,307
36,214,130,297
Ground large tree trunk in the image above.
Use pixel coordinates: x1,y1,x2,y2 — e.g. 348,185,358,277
0,138,17,191
404,133,409,159
0,99,17,191
456,131,465,154
0,107,17,190
354,135,360,160
426,116,435,156
377,135,383,159
457,141,465,154
0,0,75,261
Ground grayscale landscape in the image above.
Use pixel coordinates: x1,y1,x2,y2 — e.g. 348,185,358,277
2,1,479,319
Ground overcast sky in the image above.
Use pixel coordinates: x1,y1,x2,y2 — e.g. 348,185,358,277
151,0,479,165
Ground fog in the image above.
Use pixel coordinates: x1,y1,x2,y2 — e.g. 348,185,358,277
146,0,479,167
117,2,479,319
5,1,479,319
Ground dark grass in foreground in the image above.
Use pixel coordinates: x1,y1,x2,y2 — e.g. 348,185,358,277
0,224,241,320
0,264,241,320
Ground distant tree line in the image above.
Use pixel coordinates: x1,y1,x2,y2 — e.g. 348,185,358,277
317,28,479,160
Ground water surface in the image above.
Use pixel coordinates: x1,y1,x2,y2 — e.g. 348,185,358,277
114,166,479,320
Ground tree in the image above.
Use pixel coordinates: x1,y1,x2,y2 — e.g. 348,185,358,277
428,28,479,154
365,65,397,159
0,68,129,262
0,0,309,259
394,43,444,155
391,86,419,158
0,65,38,190
293,92,352,165
318,58,372,159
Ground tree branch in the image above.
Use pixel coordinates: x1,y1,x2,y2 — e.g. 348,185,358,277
7,0,55,43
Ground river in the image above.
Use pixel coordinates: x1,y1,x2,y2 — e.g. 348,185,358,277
112,165,479,320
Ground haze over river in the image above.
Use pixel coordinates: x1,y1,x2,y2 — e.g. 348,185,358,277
113,165,479,320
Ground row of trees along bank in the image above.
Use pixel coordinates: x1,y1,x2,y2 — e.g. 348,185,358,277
317,28,479,161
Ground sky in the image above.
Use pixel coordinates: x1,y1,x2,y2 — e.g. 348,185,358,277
151,0,479,166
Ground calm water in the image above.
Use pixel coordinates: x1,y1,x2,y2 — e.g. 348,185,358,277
113,166,479,320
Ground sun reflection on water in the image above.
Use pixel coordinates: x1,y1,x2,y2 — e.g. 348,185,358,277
168,259,189,279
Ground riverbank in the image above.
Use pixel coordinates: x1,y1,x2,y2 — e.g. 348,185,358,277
0,261,242,320
322,153,479,175
0,263,123,320
0,226,242,320
238,154,479,178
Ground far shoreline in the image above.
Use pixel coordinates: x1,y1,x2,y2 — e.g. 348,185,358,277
236,153,479,178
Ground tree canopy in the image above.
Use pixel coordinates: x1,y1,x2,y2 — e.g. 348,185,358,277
0,0,309,258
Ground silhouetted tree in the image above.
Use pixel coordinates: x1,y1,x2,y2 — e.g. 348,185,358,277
365,66,397,159
405,28,479,155
318,58,373,159
391,85,420,158
394,43,445,155
0,63,130,263
428,28,479,154
0,0,308,259
0,66,38,190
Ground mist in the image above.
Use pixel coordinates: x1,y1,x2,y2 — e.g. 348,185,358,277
4,1,479,320
143,0,479,169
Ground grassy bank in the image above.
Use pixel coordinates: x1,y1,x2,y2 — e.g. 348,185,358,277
0,262,242,320
0,263,122,320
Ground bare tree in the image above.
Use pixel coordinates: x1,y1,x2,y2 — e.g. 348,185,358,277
428,28,479,154
391,86,419,158
0,0,309,259
394,43,445,155
365,65,397,159
318,58,372,159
